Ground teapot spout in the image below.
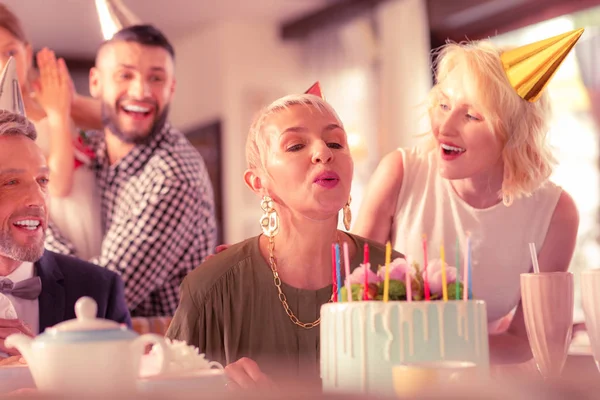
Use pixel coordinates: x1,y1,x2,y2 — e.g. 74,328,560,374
5,334,34,363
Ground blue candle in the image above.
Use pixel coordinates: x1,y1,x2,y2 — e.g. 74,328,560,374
335,244,342,302
467,237,472,299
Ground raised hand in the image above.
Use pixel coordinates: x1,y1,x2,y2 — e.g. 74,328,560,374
33,48,71,122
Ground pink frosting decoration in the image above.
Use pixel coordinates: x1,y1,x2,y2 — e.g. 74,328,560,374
347,263,381,285
377,257,415,282
426,258,457,295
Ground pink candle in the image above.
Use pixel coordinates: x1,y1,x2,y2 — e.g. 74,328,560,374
422,234,430,301
363,244,369,300
343,242,352,302
405,259,412,302
463,235,469,301
331,243,337,302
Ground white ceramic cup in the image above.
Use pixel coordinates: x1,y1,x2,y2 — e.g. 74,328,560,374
392,361,477,396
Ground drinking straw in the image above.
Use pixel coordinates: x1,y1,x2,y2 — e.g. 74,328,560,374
529,242,540,274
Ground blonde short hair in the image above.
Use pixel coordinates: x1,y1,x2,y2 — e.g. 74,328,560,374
0,111,37,140
246,93,344,171
428,41,555,206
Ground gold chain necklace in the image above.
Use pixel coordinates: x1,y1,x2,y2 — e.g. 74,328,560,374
267,234,336,330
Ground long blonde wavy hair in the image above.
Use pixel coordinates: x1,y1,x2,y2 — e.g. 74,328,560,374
427,41,556,206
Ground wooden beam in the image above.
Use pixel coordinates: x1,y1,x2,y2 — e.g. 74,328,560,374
433,0,600,43
62,57,95,72
474,0,600,39
280,0,390,40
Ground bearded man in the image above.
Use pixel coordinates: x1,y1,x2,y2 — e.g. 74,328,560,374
46,25,217,317
0,59,130,360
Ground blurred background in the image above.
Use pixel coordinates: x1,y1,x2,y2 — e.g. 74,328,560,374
5,0,600,321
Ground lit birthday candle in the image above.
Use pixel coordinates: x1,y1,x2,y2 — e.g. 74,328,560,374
467,235,472,299
335,244,342,302
441,242,448,302
422,234,430,301
343,242,352,302
363,243,369,300
331,243,337,302
463,233,470,301
405,258,412,302
383,241,391,302
455,237,460,300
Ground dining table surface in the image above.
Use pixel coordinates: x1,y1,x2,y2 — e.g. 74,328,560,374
0,352,597,400
0,327,598,399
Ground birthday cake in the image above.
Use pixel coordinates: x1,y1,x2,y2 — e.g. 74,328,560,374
320,258,489,396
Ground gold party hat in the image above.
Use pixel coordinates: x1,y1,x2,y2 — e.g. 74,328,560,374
95,0,142,40
0,57,26,116
305,81,325,99
500,28,584,102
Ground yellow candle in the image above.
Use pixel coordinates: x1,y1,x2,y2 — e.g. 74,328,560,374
383,241,391,302
441,243,448,301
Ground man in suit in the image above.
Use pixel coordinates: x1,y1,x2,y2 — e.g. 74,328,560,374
0,58,131,358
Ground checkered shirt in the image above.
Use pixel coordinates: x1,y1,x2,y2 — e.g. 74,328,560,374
45,123,217,316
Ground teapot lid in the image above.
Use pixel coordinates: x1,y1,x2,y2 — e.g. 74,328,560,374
35,297,136,344
50,296,124,332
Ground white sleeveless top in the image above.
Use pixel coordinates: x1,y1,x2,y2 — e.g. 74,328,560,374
391,147,562,324
33,118,103,260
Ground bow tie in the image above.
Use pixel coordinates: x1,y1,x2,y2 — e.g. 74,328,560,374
0,277,42,300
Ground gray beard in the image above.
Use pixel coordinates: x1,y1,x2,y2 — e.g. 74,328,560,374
0,228,45,263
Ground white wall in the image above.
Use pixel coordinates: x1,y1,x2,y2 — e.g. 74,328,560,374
171,21,304,243
376,0,432,152
170,24,224,130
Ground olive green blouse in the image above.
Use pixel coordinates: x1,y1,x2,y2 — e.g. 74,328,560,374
166,233,400,383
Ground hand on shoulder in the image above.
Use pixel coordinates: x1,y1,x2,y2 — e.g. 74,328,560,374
204,244,231,261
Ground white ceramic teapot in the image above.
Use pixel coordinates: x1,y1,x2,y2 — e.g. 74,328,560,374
5,296,169,395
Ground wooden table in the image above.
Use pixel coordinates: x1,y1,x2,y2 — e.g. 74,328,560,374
2,355,598,399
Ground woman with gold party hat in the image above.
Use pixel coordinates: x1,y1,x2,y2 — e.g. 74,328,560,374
353,29,584,364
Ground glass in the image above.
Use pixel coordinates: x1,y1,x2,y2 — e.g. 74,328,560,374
580,269,600,372
521,271,574,379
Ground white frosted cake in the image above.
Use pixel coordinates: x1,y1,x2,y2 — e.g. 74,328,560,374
320,301,489,395
321,259,489,396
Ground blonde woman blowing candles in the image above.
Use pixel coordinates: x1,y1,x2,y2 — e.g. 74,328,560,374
167,90,401,389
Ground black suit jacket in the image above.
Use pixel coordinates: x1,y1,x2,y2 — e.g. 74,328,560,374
35,250,132,332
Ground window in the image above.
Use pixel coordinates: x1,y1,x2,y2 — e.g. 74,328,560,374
493,13,600,323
